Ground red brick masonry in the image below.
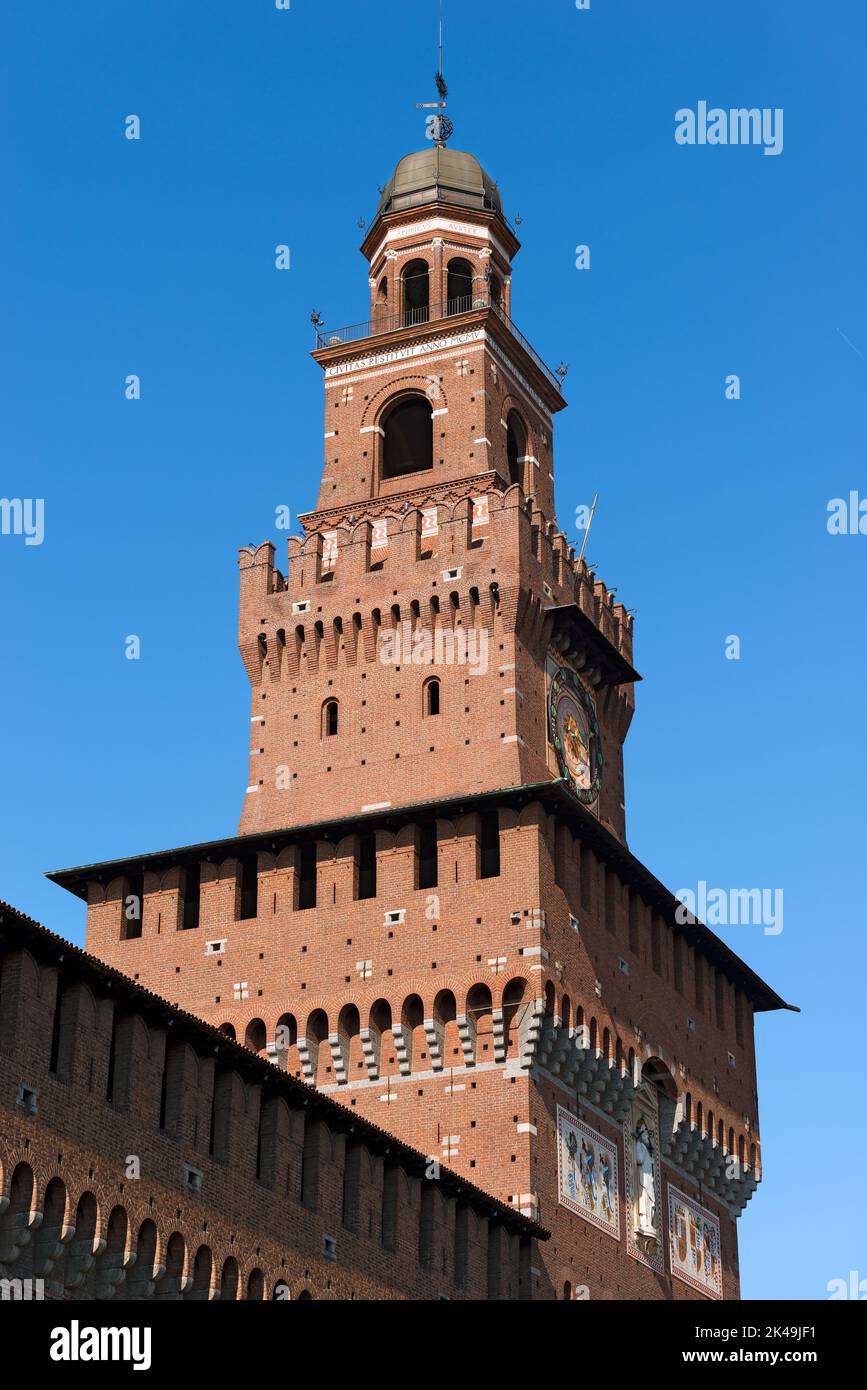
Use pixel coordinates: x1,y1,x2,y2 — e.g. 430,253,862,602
0,901,542,1300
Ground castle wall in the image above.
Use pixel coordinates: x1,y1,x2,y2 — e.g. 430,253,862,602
79,802,760,1302
0,908,537,1301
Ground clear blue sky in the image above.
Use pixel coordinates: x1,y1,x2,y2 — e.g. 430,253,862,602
2,0,864,1300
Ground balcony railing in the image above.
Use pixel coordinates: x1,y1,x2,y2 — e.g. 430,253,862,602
314,294,563,393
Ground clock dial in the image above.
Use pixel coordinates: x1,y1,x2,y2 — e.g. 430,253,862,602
549,667,603,805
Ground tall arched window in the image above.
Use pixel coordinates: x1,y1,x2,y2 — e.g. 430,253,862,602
447,258,474,314
424,677,440,716
402,259,429,326
382,396,433,479
505,410,528,487
322,699,339,737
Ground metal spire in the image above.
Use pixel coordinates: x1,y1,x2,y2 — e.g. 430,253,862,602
416,7,453,145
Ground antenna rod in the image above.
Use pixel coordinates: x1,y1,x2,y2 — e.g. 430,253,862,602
417,2,452,145
577,494,599,565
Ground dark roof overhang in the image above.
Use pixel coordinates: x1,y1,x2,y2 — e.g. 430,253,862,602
546,603,641,688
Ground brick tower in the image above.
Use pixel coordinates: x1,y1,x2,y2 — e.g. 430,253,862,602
54,136,791,1302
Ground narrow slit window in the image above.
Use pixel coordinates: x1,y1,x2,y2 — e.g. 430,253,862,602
298,843,317,910
183,863,201,931
479,808,501,879
357,833,377,901
122,871,144,940
238,855,258,921
418,822,438,890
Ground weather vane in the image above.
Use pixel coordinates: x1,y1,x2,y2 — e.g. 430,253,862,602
416,8,453,145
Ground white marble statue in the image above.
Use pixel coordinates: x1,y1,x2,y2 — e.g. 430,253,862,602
635,1118,657,1234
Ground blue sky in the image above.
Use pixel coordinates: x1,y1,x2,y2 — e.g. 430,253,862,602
2,0,864,1300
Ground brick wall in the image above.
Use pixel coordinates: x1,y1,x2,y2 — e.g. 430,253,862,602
71,796,767,1301
0,904,541,1301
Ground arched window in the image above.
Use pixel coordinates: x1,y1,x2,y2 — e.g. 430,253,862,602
402,994,425,1070
447,258,474,314
402,259,429,325
382,396,433,479
220,1257,240,1302
369,998,392,1043
424,677,440,717
245,1018,266,1054
503,978,529,1056
187,1246,213,1302
489,274,502,307
308,1009,329,1045
322,699,339,737
377,276,388,303
275,1012,297,1052
505,410,528,487
433,988,457,1028
156,1232,187,1301
338,1003,361,1046
466,983,493,1062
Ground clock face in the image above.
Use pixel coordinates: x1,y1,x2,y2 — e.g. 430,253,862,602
549,667,603,805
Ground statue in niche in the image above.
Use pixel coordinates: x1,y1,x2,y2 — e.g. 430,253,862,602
634,1117,657,1236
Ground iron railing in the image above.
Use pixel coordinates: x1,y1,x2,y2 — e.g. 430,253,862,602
315,294,562,393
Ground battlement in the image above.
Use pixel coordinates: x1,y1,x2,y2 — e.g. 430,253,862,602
239,486,635,674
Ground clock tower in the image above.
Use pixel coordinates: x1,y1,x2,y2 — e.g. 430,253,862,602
65,128,791,1302
237,141,635,845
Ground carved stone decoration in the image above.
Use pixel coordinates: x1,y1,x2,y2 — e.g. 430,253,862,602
624,1082,665,1272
